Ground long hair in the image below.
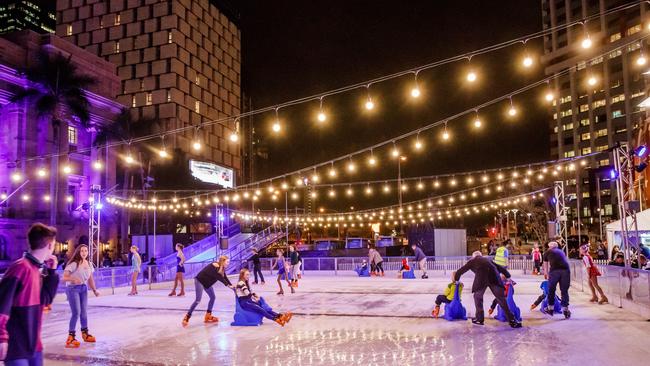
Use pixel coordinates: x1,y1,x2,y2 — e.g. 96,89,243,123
238,268,249,282
216,255,228,274
66,244,88,267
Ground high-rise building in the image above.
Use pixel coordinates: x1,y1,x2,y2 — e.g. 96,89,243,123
542,0,649,232
55,0,242,188
0,0,56,34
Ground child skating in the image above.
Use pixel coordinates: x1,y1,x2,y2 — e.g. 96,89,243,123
235,269,292,326
128,246,141,296
432,272,464,318
182,256,233,327
169,243,186,297
398,258,410,278
274,249,293,295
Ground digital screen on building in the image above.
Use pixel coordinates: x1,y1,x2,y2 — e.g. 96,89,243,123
189,160,234,188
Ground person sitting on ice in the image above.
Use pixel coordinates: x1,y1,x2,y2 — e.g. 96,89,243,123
398,258,411,278
236,269,292,326
432,272,463,318
488,274,515,316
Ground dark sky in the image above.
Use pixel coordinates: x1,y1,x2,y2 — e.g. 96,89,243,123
239,1,551,212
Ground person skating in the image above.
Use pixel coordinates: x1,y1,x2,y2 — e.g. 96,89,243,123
580,244,608,304
397,258,410,278
532,245,542,275
542,241,571,319
488,274,514,316
288,245,300,288
235,269,292,326
454,251,522,328
182,256,233,327
368,246,384,276
169,244,186,297
411,243,428,279
62,245,100,348
432,272,463,318
0,223,59,365
128,246,141,296
274,249,292,295
250,248,265,285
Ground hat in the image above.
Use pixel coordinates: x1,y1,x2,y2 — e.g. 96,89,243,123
548,241,559,248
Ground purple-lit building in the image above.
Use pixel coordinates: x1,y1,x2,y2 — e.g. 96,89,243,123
0,30,123,262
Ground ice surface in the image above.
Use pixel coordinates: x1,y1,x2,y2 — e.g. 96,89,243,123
40,271,649,365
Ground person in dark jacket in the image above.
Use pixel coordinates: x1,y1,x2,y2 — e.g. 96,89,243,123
250,248,265,285
543,241,572,318
182,255,233,327
0,223,59,365
454,251,522,328
411,243,428,279
288,245,300,288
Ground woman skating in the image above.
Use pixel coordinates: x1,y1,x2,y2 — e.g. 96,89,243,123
62,245,99,348
274,249,293,295
128,245,141,296
235,269,292,326
580,244,608,304
169,243,186,297
182,255,233,326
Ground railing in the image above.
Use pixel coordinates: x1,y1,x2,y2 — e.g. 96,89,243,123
158,222,241,266
226,226,285,273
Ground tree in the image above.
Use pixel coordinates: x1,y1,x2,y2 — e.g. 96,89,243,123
10,51,96,226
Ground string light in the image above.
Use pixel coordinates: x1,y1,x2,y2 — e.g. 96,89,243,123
368,151,377,166
93,160,103,170
272,108,282,133
192,126,202,150
637,52,647,66
587,75,598,87
317,97,327,122
364,85,375,110
328,163,337,178
347,159,356,173
36,168,47,178
410,72,421,98
581,28,592,49
473,110,482,128
229,119,240,143
507,97,517,117
62,164,72,174
391,143,400,158
414,134,423,150
10,171,22,182
442,122,450,141
522,54,533,68
125,153,134,165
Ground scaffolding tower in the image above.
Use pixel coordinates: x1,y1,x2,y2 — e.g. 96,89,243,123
553,181,569,255
613,143,640,266
88,185,102,267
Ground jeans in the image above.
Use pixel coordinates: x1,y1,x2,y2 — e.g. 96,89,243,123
418,259,427,275
4,352,43,366
253,265,265,283
473,284,514,322
238,297,279,320
547,269,570,308
435,294,451,306
374,261,384,274
187,279,215,315
66,284,88,332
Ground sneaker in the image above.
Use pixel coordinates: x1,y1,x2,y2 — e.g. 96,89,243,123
81,330,96,343
432,306,440,318
471,318,484,325
598,296,608,305
563,308,571,319
509,320,523,328
204,311,219,323
182,314,190,327
65,334,80,348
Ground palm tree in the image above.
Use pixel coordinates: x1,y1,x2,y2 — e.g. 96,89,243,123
9,51,96,226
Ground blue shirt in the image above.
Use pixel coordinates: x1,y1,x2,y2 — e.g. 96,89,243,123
414,247,426,261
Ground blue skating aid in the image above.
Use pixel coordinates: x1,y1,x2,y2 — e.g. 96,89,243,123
355,266,370,277
402,268,415,279
540,296,562,314
231,296,273,326
443,284,467,321
494,284,522,322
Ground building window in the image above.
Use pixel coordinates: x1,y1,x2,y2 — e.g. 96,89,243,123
553,113,558,120
626,24,642,36
194,101,200,113
580,132,590,141
600,189,611,196
560,109,572,117
596,129,607,137
609,50,622,59
627,42,641,52
612,110,623,118
168,31,172,44
604,204,613,216
631,91,645,99
582,192,590,199
596,145,608,152
132,96,136,107
140,80,144,90
592,99,606,108
615,127,627,134
560,95,571,104
611,94,625,103
562,123,573,131
579,104,589,112
146,93,152,106
167,90,171,102
67,126,77,145
609,33,621,42
577,61,586,70
100,19,104,29
115,14,121,26
580,118,590,126
590,56,603,65
553,126,558,133
66,24,72,36
195,75,200,85
581,147,591,155
564,151,575,158
582,206,591,217
598,159,609,166
115,42,120,53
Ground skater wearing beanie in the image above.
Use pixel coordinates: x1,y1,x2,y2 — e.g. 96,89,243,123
236,269,292,326
63,245,100,348
182,256,233,327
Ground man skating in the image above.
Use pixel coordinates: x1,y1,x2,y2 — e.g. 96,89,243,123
543,241,571,319
411,243,428,279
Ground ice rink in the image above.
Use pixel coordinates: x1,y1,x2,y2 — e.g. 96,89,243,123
40,270,649,366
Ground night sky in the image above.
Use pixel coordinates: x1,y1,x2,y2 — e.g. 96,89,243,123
239,1,551,213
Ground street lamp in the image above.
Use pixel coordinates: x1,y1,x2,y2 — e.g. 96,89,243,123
397,155,407,234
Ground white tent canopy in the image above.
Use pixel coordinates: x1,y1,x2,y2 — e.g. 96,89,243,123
605,208,650,258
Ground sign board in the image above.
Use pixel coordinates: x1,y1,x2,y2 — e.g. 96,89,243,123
189,160,234,188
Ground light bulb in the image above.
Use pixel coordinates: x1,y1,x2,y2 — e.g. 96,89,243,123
581,37,592,49
159,149,168,158
62,165,72,174
368,156,377,166
365,99,375,110
365,187,373,195
328,189,336,197
93,160,103,170
410,87,421,98
347,162,356,172
466,71,477,82
43,195,50,202
442,130,450,140
473,118,482,128
346,188,354,196
272,121,281,133
508,107,517,116
317,111,327,122
328,168,337,177
637,55,647,66
192,140,202,150
522,56,533,68
229,132,239,142
125,154,134,164
37,168,47,177
0,193,6,200
311,174,320,182
587,76,597,86
415,140,423,150
545,91,555,102
10,172,22,182
21,194,29,201
66,196,73,203
391,148,400,157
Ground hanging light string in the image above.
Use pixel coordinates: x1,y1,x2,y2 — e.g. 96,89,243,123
9,0,647,167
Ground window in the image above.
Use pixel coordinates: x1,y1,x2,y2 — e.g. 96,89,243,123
564,151,575,158
592,99,606,108
168,31,172,44
115,42,119,53
131,95,136,107
615,126,627,134
609,33,621,42
553,126,558,133
67,126,77,145
627,42,641,52
582,192,590,199
626,24,642,36
596,145,608,152
631,91,645,99
580,118,590,126
582,206,591,217
195,75,200,85
115,14,121,26
609,49,622,59
100,19,104,29
146,93,152,106
610,79,621,88
553,113,558,120
579,104,589,112
577,61,586,70
581,132,590,141
582,147,592,155
600,189,611,196
66,24,72,36
596,129,607,137
612,110,623,118
167,90,171,102
194,101,200,113
560,95,572,104
599,159,609,166
590,56,603,65
140,80,144,90
604,204,613,216
562,123,573,131
560,109,572,117
611,94,625,103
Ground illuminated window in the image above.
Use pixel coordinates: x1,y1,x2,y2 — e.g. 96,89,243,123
560,109,572,117
562,123,573,131
580,118,590,126
146,93,152,106
168,31,172,44
564,151,575,158
560,95,572,104
132,96,136,107
612,110,623,118
599,159,609,166
195,75,200,85
596,145,608,152
577,61,586,70
611,94,625,103
609,50,622,59
579,104,589,112
595,129,607,137
580,132,590,141
627,42,641,52
553,126,558,133
581,147,591,155
626,24,641,36
590,56,603,65
167,91,171,102
115,14,121,26
604,204,613,216
553,113,558,120
592,99,606,108
115,42,119,53
194,101,200,113
66,24,72,36
67,126,77,145
609,33,621,42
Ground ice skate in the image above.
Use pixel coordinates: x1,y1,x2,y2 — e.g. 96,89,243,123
432,306,440,318
545,307,555,316
204,311,219,323
81,329,96,343
530,303,538,310
290,286,295,294
421,274,428,279
598,296,608,305
488,308,494,316
177,291,185,297
168,290,176,297
282,311,293,324
471,318,484,325
563,307,571,319
274,316,286,327
589,296,598,303
277,290,284,295
182,314,190,327
65,333,80,348
509,320,523,328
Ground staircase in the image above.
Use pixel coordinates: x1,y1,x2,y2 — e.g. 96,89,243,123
159,222,241,267
225,226,285,274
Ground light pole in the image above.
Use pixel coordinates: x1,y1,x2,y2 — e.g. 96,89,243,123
397,155,406,234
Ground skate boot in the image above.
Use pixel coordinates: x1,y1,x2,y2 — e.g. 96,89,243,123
274,315,286,327
422,274,429,279
168,290,176,297
290,286,295,294
563,307,571,319
509,320,523,328
81,329,96,343
544,307,555,316
589,296,598,303
65,332,81,348
471,318,484,326
488,308,494,316
204,311,219,323
282,311,293,324
182,314,191,327
598,296,608,305
277,290,284,295
432,306,440,318
177,291,185,297
530,303,538,310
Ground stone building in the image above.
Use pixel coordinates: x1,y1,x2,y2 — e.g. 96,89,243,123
0,30,123,262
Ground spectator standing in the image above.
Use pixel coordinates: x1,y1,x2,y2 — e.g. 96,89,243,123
494,241,509,268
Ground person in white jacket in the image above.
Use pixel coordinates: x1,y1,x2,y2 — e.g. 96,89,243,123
369,246,384,276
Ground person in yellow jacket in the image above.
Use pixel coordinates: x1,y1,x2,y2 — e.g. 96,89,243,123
494,241,509,268
432,272,464,318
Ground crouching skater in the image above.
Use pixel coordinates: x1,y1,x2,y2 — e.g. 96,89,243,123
236,269,292,326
